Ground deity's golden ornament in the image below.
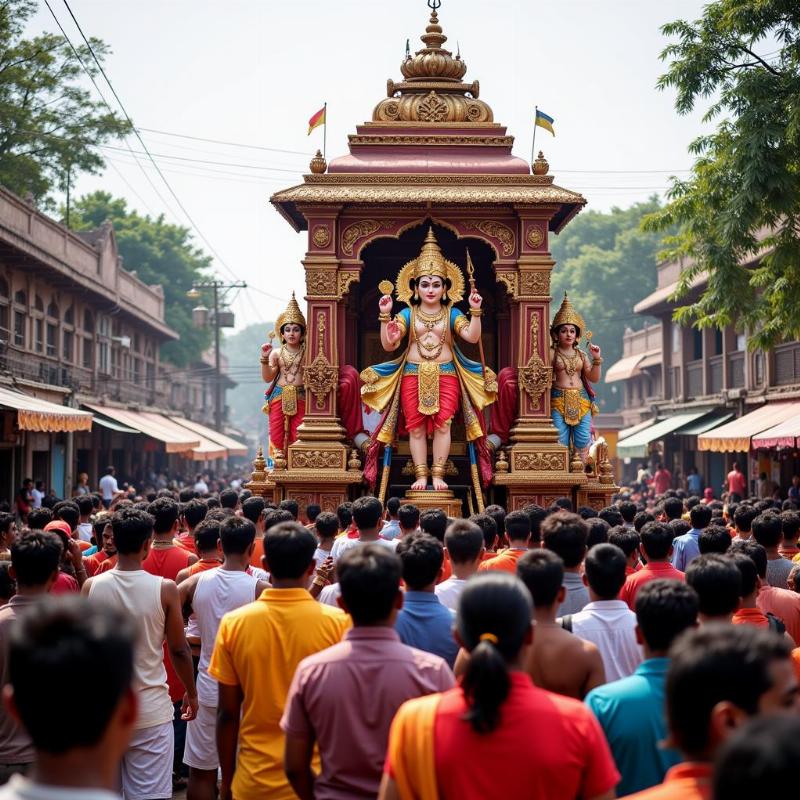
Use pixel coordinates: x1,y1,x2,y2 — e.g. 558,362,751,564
550,292,586,343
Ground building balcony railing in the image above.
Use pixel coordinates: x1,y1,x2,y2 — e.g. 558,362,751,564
709,355,724,395
686,360,703,399
774,342,800,386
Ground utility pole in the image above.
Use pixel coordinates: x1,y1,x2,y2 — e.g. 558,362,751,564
187,279,246,432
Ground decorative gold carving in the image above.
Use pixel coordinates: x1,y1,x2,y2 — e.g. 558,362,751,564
526,226,544,248
341,219,396,256
518,313,551,406
462,220,515,256
495,450,509,473
312,225,330,247
495,271,518,299
291,450,343,470
337,271,359,298
309,150,327,174
348,449,362,472
303,174,558,186
306,270,336,297
519,271,550,296
533,150,549,175
402,458,457,477
513,451,566,472
418,91,449,122
272,449,287,471
320,493,343,512
303,312,338,409
348,134,514,147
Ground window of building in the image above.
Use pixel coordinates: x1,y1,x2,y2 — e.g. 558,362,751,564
34,319,43,353
754,351,764,385
46,323,56,357
714,328,723,356
83,310,94,333
63,330,73,363
64,305,74,325
14,312,25,347
14,290,26,306
0,277,7,298
0,305,7,341
671,324,681,354
47,300,59,319
736,333,746,351
692,329,703,360
82,337,93,369
98,341,109,374
133,357,141,383
34,295,43,313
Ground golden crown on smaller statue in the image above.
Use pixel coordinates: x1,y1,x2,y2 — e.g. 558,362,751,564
271,292,307,340
550,292,586,340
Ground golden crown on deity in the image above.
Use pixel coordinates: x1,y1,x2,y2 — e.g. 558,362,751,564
272,292,307,339
394,227,465,304
550,292,586,340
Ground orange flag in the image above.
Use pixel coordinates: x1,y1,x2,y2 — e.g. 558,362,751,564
308,105,326,135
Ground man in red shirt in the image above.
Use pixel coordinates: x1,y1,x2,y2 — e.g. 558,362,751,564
176,498,208,554
622,625,799,799
652,463,672,496
83,514,116,577
620,522,684,610
726,462,747,500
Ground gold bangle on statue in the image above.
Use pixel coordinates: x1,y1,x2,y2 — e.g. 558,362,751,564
592,357,604,365
431,464,446,479
379,312,391,323
260,355,270,365
469,308,483,317
414,464,428,479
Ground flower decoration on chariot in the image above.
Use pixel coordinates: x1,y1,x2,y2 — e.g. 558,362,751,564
394,227,465,304
550,292,586,343
271,292,307,340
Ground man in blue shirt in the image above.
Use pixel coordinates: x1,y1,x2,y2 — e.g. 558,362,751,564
686,466,703,496
585,579,699,795
671,503,712,571
394,532,459,668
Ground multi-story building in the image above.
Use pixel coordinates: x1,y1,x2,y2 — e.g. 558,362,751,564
608,253,798,496
0,185,245,505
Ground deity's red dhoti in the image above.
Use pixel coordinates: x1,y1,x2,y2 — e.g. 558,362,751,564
400,374,460,436
269,395,305,453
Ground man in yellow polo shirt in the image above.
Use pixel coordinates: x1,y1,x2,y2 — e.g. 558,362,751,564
210,521,350,800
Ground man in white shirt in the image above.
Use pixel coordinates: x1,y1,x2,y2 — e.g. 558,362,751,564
192,474,209,496
30,482,44,510
435,519,484,611
98,466,119,509
330,497,397,562
564,543,642,682
0,597,137,800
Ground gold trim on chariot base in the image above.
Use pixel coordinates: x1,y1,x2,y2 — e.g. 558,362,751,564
274,292,307,338
394,227,465,304
418,362,441,415
550,292,586,340
281,385,298,417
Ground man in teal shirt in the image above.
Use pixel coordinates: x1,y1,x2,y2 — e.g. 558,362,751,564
585,579,699,795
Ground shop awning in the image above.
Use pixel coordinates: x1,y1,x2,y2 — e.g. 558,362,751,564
618,418,658,440
698,403,798,452
0,386,92,432
161,416,226,460
617,411,708,459
676,413,735,437
751,408,800,449
167,416,248,457
605,354,646,383
639,351,662,369
83,404,200,453
92,416,140,434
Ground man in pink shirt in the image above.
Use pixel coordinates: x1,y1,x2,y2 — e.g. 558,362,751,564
281,544,453,800
652,463,672,496
620,522,685,610
727,462,747,499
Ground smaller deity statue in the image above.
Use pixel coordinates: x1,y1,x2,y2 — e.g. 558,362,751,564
261,293,306,455
550,293,603,461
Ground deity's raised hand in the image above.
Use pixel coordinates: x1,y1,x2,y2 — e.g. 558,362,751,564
589,342,602,357
378,294,393,314
468,290,483,309
261,342,272,355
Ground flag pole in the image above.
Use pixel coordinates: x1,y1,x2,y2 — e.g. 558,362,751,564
531,105,537,167
323,101,327,161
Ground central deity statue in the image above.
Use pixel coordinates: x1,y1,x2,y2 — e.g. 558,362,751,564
361,228,497,492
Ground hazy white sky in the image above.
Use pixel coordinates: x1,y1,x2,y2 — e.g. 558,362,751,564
28,0,709,331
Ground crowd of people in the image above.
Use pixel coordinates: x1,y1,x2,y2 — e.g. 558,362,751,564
0,479,798,799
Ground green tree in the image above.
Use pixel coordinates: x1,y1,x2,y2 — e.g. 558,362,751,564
0,0,130,206
70,191,211,366
643,0,800,349
550,198,664,411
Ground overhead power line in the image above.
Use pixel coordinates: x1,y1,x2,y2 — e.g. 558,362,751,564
138,126,309,157
58,0,244,287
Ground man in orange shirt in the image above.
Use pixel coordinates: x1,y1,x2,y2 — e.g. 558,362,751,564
621,625,798,799
83,514,116,577
620,522,684,610
176,517,222,584
779,510,800,559
209,521,350,800
241,496,266,566
176,498,208,554
729,551,791,639
469,513,499,561
479,510,531,573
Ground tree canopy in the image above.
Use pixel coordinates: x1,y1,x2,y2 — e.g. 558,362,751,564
643,0,800,349
0,0,130,206
70,191,211,367
550,198,664,412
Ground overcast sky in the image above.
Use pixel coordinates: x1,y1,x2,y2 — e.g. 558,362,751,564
28,0,710,331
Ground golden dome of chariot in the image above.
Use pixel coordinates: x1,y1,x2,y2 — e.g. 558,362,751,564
551,293,586,339
394,227,465,304
372,7,493,124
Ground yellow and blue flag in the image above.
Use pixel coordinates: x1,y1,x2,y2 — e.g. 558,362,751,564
535,109,555,136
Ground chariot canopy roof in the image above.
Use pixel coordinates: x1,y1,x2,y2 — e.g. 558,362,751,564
270,4,585,233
